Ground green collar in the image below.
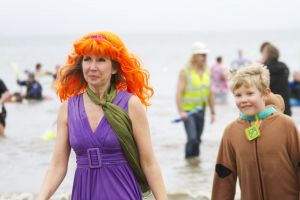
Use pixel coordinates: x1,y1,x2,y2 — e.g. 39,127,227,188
240,107,276,121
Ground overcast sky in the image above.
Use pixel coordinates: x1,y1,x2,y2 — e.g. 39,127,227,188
0,0,299,36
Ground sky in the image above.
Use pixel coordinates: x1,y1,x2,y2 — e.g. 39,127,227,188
0,0,300,36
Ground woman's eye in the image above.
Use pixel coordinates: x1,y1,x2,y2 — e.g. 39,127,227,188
98,58,105,62
83,57,91,62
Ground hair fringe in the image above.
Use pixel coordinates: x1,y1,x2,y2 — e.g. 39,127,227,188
229,63,270,92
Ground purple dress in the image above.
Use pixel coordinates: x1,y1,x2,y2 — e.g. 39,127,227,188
68,91,142,200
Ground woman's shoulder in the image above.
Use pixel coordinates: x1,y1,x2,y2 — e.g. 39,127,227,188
113,90,133,111
68,93,82,102
127,94,141,106
66,93,83,111
115,90,132,101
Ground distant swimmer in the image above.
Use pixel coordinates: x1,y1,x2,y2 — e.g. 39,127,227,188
290,72,300,102
12,73,43,102
50,64,61,89
0,79,10,136
231,49,251,71
33,63,52,77
52,64,61,80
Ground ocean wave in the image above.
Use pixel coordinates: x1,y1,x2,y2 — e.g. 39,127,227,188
0,193,70,200
0,192,210,200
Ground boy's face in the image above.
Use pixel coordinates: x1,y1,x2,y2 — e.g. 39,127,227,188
233,85,269,116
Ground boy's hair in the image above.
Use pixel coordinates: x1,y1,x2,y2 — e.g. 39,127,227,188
230,63,270,93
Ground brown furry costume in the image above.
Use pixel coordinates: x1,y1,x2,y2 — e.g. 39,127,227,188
212,94,300,200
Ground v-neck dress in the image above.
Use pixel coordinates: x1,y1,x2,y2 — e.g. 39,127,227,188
68,91,142,200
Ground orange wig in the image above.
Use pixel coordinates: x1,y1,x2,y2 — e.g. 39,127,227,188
56,31,154,106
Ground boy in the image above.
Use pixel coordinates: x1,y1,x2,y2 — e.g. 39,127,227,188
211,64,300,200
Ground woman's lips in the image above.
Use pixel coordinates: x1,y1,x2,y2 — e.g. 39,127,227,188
89,75,99,79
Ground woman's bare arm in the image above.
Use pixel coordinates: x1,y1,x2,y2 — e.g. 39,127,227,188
129,96,168,200
37,101,71,200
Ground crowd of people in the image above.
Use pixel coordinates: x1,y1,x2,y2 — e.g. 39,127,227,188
0,63,59,136
175,40,299,199
175,40,298,160
1,32,299,199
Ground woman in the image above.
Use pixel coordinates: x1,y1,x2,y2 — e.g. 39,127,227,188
37,32,167,200
176,42,215,161
262,43,292,116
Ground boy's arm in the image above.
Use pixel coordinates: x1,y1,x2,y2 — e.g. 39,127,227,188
211,127,237,200
286,120,300,195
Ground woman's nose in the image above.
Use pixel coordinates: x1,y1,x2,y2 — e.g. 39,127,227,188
90,59,97,69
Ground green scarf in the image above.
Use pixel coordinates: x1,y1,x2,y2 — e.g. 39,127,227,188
86,84,150,194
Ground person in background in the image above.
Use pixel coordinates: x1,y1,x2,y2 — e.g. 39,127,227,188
212,64,299,200
16,73,43,100
0,79,10,136
259,41,271,63
210,56,228,104
37,31,167,200
262,43,292,116
230,49,251,71
52,64,61,80
290,71,300,100
176,41,215,162
34,63,53,77
51,64,61,89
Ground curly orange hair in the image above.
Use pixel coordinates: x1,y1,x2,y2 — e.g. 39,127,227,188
56,31,154,106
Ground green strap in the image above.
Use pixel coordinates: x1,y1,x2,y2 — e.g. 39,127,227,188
86,85,150,194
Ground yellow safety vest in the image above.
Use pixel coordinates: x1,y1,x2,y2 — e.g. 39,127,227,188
182,68,210,111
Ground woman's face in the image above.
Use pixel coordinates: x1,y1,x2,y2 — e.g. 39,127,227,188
192,54,206,67
82,55,116,88
261,46,269,63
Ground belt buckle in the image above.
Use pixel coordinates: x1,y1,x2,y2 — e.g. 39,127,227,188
87,148,101,168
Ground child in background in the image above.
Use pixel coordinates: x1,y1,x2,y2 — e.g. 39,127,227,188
211,64,300,200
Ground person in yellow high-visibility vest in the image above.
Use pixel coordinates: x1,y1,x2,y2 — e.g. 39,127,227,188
176,42,216,160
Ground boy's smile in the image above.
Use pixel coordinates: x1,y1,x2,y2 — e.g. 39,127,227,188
233,85,268,116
